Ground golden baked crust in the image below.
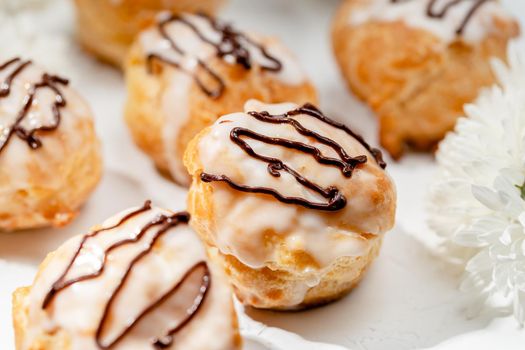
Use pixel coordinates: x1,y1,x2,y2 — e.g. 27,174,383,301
184,119,394,310
12,286,29,350
12,252,72,350
124,38,317,185
0,117,102,232
74,0,226,67
210,237,382,310
332,0,520,158
13,278,72,350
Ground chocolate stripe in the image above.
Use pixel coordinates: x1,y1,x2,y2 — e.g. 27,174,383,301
146,13,282,98
0,57,68,154
201,104,386,211
42,201,210,349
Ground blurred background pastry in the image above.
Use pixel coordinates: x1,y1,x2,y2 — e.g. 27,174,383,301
185,100,396,310
332,0,520,158
13,201,240,350
73,0,226,67
0,57,102,232
124,13,317,186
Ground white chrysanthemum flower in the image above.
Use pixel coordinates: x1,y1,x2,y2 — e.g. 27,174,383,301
428,42,525,325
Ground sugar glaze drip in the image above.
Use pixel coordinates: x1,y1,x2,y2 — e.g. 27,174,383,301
42,201,211,349
146,13,282,98
201,103,386,212
0,57,68,154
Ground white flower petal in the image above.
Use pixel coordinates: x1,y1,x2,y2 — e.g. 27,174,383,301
465,250,493,273
428,44,525,325
513,287,525,326
472,185,503,211
518,212,525,227
493,263,512,294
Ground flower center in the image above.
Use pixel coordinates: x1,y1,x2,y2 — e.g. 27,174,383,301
515,181,525,200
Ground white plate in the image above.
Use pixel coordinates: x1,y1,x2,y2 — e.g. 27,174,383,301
1,0,525,349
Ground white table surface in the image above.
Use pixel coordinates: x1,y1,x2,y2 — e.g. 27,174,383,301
1,0,525,349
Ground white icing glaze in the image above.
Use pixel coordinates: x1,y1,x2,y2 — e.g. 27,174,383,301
197,100,396,270
24,205,236,350
349,0,513,44
138,14,306,185
0,60,96,205
161,70,193,186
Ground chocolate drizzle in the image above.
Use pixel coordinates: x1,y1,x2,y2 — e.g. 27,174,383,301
147,13,282,98
150,262,210,349
0,57,68,154
42,201,211,349
201,103,386,212
391,0,493,35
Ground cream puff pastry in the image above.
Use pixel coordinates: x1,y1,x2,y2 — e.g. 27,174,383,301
124,13,317,186
74,0,225,66
332,0,519,158
185,100,396,310
0,57,102,231
13,201,240,350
